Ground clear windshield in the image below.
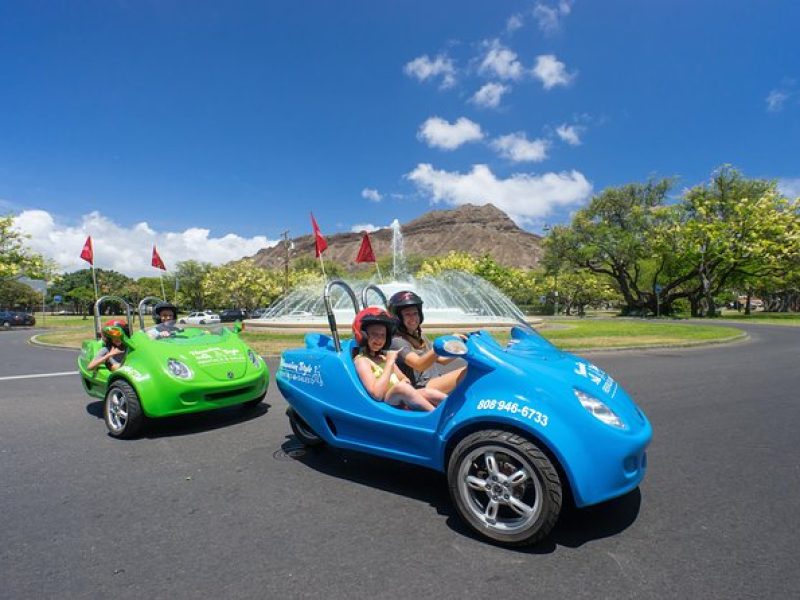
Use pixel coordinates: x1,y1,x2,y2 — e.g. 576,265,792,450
146,320,229,342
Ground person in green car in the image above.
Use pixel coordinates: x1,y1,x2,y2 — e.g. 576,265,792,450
147,301,183,338
87,320,129,371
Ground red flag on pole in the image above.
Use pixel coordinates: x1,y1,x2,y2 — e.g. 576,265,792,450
355,232,376,263
80,236,94,265
310,213,328,258
151,245,166,270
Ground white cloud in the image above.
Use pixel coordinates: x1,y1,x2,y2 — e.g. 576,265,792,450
506,14,524,33
403,54,456,89
491,133,550,163
406,163,592,225
532,54,575,89
361,188,383,202
470,82,510,108
479,39,524,81
766,89,790,112
533,1,573,34
351,223,381,233
417,117,484,150
556,123,583,145
778,178,800,198
11,209,275,278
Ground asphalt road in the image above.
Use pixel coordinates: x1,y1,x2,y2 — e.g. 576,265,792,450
1,323,798,599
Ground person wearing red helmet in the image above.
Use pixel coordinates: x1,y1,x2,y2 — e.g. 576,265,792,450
87,319,129,371
388,290,465,394
352,307,446,411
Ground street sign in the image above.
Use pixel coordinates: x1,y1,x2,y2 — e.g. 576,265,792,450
655,284,663,294
53,295,62,303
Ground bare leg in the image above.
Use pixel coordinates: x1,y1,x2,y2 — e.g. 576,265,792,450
419,387,447,406
426,366,466,395
386,382,436,411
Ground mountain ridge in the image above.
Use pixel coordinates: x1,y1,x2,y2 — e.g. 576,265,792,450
250,203,544,271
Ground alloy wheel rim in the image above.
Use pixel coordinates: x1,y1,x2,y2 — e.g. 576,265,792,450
457,444,543,535
106,389,128,433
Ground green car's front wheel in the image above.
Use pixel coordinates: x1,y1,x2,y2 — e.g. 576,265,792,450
104,380,145,439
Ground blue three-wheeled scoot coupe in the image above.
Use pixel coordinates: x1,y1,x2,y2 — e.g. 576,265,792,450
277,281,652,546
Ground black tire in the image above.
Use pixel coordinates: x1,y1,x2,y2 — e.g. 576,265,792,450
179,319,186,324
200,320,205,324
447,429,562,546
104,380,145,439
287,407,324,447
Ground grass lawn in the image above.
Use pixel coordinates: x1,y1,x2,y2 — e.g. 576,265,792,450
33,318,745,355
714,310,800,327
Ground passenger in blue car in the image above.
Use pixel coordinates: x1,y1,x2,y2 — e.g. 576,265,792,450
353,307,446,412
388,291,466,394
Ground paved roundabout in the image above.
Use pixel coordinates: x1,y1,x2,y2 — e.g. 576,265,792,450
1,323,798,599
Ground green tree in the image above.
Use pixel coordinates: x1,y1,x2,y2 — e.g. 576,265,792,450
173,260,214,310
201,260,283,311
1,215,47,280
0,279,42,309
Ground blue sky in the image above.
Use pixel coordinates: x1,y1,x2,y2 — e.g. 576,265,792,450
3,1,799,276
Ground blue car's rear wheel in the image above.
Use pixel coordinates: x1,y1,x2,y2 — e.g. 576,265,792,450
287,408,324,447
104,380,145,439
448,429,562,546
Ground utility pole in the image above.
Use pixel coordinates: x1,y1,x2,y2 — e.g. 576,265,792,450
281,230,291,294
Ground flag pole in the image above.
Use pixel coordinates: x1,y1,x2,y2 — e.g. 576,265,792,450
318,254,327,281
90,263,99,305
375,262,383,284
159,271,167,300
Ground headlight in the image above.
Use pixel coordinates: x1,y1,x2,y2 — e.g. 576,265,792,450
167,359,193,379
574,389,625,429
248,350,261,368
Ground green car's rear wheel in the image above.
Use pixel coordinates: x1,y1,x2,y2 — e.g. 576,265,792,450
104,380,145,439
287,408,324,447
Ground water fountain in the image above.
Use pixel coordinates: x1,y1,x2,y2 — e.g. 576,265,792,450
246,219,533,331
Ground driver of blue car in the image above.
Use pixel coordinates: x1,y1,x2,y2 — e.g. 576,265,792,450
147,301,182,338
388,291,466,395
353,307,446,412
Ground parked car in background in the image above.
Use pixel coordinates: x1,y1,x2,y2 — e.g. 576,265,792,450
0,311,36,328
250,307,267,319
178,311,220,325
219,308,249,322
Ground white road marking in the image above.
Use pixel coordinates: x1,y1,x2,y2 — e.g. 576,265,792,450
0,371,79,381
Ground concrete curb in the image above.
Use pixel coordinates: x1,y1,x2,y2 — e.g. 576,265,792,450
29,328,750,357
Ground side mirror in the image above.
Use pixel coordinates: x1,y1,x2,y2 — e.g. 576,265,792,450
433,335,468,357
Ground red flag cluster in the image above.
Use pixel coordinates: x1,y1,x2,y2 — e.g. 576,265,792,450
79,237,168,271
308,214,378,264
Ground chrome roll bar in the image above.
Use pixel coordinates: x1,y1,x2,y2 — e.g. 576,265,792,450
93,296,133,339
137,296,165,331
323,280,360,352
360,284,387,310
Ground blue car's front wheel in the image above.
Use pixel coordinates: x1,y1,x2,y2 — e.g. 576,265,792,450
448,430,562,546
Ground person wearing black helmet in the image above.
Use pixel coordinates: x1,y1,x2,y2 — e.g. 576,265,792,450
147,301,182,338
388,290,466,394
352,307,446,411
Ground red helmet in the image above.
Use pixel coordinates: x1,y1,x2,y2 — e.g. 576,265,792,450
352,307,397,351
101,319,128,342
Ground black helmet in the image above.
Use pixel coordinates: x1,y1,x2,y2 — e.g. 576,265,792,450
152,301,178,324
388,290,424,332
353,307,397,351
